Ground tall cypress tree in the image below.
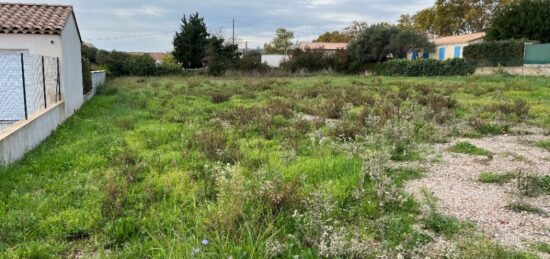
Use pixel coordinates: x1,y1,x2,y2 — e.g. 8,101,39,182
173,13,209,69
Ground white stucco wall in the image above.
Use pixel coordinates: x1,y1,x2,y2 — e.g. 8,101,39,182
261,55,290,68
0,34,62,57
60,13,84,117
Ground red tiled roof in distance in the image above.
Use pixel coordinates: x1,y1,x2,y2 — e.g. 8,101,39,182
299,42,348,51
431,32,486,46
0,2,73,35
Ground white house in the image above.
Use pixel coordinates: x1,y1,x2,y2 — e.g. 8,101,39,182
0,3,84,117
0,3,85,165
261,54,290,68
408,32,486,61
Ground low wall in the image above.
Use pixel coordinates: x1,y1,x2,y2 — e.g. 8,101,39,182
0,102,65,165
475,66,550,76
85,70,106,102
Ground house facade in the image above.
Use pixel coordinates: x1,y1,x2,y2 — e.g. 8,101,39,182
0,3,84,117
407,32,486,61
0,3,85,165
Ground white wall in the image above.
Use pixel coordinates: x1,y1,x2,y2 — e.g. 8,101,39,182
0,102,65,165
60,13,84,117
0,34,61,57
261,55,290,68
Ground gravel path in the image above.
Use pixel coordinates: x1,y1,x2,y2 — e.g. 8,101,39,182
405,132,550,253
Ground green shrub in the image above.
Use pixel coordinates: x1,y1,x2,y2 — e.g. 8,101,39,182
423,212,463,237
372,59,476,77
282,48,350,73
463,40,525,67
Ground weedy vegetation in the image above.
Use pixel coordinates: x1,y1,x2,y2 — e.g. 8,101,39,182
449,142,493,157
0,75,548,258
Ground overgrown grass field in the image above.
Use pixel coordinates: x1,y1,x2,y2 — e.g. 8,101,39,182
0,75,549,258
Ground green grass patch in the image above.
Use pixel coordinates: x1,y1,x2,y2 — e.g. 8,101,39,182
506,203,548,217
423,212,465,238
448,142,492,156
478,172,516,184
1,75,548,257
532,242,550,254
537,140,550,151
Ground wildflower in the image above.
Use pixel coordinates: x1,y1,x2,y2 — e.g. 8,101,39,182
192,247,201,254
202,239,209,246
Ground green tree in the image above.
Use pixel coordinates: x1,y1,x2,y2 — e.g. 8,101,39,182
397,14,416,31
343,21,369,39
207,37,239,75
264,28,295,55
314,31,351,43
406,0,518,36
348,24,434,69
487,0,550,43
172,13,209,69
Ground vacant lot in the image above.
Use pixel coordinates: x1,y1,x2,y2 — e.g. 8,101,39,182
0,75,549,258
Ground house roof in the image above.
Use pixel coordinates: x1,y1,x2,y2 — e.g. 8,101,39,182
299,42,348,50
431,32,486,46
0,3,73,35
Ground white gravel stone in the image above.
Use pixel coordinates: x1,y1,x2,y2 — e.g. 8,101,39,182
405,132,550,254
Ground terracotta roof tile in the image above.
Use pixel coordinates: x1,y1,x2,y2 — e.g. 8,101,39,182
0,3,73,35
299,42,348,50
431,32,486,46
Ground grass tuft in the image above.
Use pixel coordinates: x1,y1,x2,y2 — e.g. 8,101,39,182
448,142,492,156
478,172,516,184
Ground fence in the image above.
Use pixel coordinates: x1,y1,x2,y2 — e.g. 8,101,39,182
524,43,550,65
0,52,61,128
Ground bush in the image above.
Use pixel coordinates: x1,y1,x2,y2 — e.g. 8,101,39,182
372,59,476,76
82,58,92,94
282,48,350,73
463,40,525,67
237,51,270,72
96,51,158,77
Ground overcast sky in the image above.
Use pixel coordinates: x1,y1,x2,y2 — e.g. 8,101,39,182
20,0,434,52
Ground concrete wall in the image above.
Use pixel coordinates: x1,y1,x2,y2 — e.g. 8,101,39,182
60,13,84,117
84,71,106,102
475,66,550,76
91,71,106,95
0,102,64,165
261,55,290,68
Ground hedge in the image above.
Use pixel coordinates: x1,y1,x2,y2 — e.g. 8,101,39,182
371,59,476,76
82,58,92,94
463,40,525,67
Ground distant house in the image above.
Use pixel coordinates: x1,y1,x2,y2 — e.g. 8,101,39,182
261,54,290,68
298,42,348,55
428,32,486,60
0,2,84,117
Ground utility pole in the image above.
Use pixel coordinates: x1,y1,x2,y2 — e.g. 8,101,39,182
232,18,235,47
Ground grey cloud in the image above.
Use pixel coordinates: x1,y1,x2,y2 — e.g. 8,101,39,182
18,0,434,52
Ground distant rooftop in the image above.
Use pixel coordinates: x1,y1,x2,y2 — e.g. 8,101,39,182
299,42,348,51
431,32,486,45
